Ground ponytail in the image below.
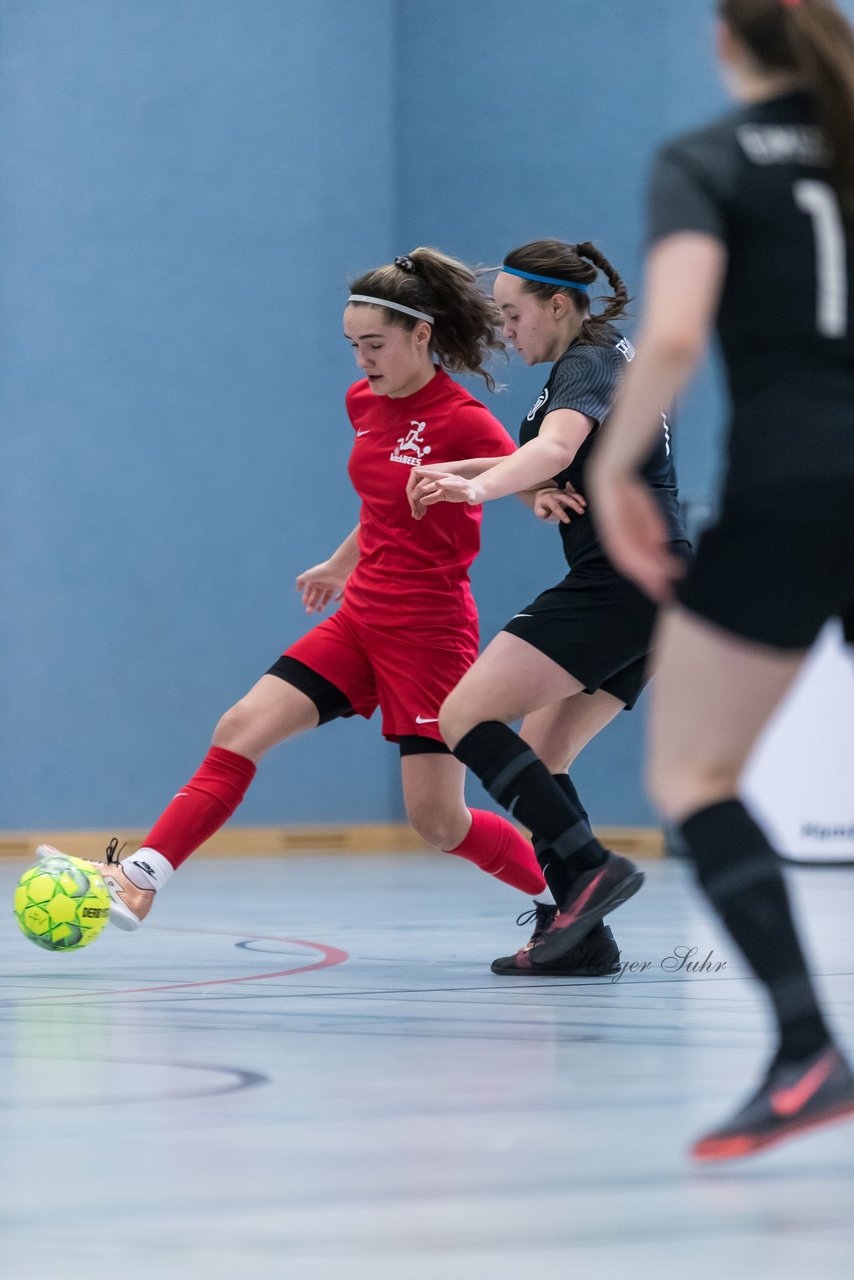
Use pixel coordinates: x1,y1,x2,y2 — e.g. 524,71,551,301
720,0,854,224
348,248,505,389
502,238,631,346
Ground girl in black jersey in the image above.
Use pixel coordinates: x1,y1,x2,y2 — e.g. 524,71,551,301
411,239,689,975
590,0,854,1161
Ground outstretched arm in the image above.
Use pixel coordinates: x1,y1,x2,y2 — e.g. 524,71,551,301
411,409,592,509
406,454,515,517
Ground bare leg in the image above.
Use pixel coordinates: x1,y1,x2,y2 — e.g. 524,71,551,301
520,687,624,773
439,631,584,749
78,674,324,929
647,607,803,822
400,750,545,895
212,673,321,762
400,752,470,851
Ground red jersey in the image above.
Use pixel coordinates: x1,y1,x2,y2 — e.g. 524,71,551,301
344,368,516,628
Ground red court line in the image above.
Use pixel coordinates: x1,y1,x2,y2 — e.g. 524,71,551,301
3,929,349,1004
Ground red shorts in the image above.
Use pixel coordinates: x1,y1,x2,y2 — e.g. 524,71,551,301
282,605,479,744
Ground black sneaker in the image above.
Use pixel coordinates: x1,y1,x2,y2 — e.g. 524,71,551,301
490,901,554,974
492,905,620,976
532,850,644,966
693,1044,854,1162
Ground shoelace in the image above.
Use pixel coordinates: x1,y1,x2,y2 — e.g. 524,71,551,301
105,837,127,865
516,903,557,941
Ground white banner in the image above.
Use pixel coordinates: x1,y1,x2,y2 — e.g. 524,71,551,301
741,619,854,862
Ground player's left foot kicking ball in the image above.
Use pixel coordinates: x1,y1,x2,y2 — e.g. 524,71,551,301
38,841,154,931
531,850,644,966
692,1043,854,1162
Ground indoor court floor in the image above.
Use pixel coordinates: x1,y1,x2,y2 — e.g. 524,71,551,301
1,851,852,1280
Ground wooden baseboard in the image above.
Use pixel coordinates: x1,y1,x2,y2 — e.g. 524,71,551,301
0,823,664,862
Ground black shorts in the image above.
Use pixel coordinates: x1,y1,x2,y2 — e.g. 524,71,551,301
502,547,690,710
677,483,854,650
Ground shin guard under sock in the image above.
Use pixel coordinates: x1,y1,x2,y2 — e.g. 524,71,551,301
447,809,546,895
679,798,830,1062
454,722,607,903
553,772,589,823
544,773,605,922
141,746,257,870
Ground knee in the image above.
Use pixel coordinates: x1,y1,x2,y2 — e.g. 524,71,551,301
212,699,264,759
406,796,467,851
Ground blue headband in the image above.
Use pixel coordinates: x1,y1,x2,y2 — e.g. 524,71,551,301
501,264,590,293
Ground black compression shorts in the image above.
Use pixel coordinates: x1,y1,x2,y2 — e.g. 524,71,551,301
677,483,854,650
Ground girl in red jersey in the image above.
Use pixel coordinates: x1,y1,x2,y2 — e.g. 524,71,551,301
46,248,582,935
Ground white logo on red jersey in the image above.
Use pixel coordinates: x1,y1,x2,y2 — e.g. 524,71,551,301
390,420,432,466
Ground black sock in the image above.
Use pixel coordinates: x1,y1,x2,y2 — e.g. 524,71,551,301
454,722,608,903
679,798,830,1063
528,774,590,901
548,775,606,931
548,771,588,821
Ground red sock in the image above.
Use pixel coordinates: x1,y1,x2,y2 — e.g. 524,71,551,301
446,808,546,895
142,746,257,870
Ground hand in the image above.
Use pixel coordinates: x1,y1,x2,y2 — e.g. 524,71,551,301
411,468,485,507
588,466,685,603
406,467,433,520
532,485,587,525
295,561,348,614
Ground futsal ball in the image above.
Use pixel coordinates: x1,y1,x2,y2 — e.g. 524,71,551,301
14,853,110,951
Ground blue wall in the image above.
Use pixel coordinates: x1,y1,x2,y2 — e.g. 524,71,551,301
1,0,397,827
4,1,849,830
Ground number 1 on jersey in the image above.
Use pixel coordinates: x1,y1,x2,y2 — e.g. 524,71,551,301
794,179,848,339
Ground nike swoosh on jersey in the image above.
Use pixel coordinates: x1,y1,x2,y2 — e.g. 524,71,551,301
511,613,533,619
356,430,371,437
415,715,439,724
771,1052,836,1117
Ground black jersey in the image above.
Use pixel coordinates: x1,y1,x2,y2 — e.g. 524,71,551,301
519,324,686,572
648,91,854,490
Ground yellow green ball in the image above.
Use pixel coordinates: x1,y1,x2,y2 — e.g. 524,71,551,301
14,854,110,952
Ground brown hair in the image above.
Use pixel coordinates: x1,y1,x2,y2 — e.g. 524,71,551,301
501,239,630,346
348,248,505,389
719,0,854,223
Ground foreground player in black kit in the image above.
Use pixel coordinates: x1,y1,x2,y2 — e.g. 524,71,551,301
590,0,854,1161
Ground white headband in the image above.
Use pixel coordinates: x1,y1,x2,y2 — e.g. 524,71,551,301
348,294,434,324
